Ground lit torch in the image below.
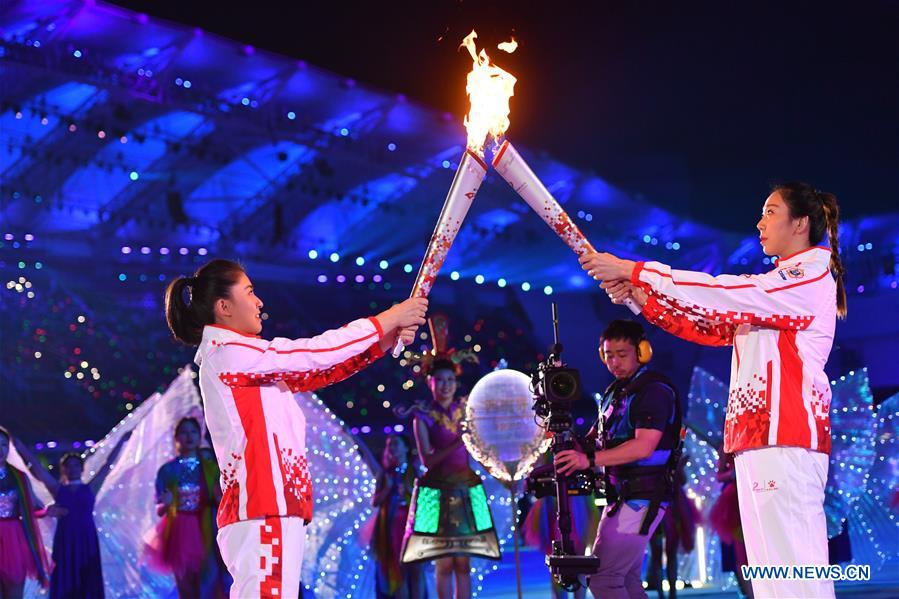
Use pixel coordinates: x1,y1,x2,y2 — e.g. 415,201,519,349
393,31,517,357
492,142,641,314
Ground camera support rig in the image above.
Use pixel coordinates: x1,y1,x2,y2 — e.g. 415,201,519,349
526,303,600,591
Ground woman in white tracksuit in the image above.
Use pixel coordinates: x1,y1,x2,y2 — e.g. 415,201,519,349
583,182,846,599
164,258,427,598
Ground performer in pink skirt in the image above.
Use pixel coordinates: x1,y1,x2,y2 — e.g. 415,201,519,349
144,417,228,598
0,427,50,598
370,433,424,599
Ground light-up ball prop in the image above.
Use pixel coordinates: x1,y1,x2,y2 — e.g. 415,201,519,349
462,369,550,482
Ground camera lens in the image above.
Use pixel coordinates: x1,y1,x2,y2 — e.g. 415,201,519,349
549,372,576,400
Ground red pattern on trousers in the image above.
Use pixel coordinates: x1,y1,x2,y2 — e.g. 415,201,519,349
260,517,283,599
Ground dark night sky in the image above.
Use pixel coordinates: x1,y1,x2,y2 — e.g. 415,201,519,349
109,0,898,232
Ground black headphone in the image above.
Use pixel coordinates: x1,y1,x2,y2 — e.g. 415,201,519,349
598,332,653,365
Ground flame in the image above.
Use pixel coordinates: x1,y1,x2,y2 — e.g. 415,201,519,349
460,30,517,156
497,37,518,53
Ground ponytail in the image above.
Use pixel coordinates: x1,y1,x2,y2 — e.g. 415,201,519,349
164,259,246,346
773,182,847,319
819,193,847,319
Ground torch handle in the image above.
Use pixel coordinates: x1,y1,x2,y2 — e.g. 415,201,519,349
622,297,641,315
392,150,487,358
391,289,426,358
494,140,642,316
581,241,641,315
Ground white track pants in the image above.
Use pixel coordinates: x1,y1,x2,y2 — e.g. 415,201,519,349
735,446,834,598
217,516,305,599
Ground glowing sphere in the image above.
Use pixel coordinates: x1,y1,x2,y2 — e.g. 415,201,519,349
463,369,550,482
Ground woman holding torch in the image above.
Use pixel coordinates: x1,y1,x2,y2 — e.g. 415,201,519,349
583,182,845,599
164,258,426,599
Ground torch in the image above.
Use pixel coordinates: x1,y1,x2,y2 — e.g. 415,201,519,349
391,150,487,357
392,30,517,357
492,140,641,314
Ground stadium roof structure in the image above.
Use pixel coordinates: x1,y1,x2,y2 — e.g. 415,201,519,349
1,0,895,292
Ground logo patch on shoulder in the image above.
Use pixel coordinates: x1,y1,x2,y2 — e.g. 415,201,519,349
778,267,805,280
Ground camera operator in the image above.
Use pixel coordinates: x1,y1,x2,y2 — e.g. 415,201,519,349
554,320,681,599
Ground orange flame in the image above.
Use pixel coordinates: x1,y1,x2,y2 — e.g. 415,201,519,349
460,30,517,157
497,38,518,53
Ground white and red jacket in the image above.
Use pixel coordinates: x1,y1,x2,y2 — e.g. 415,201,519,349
194,318,385,528
632,246,836,455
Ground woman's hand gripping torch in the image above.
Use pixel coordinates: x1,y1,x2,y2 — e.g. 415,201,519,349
492,140,641,315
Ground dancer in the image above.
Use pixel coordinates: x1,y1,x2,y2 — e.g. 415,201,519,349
554,320,681,599
589,182,845,598
0,427,51,599
645,454,698,599
144,417,228,598
710,450,753,598
370,434,425,599
14,432,130,599
401,314,500,599
164,258,425,599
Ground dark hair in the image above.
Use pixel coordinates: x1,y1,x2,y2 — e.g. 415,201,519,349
600,319,645,348
429,358,458,376
59,452,84,469
386,432,413,458
0,426,9,442
164,259,246,346
384,433,412,457
175,416,201,437
772,182,847,319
